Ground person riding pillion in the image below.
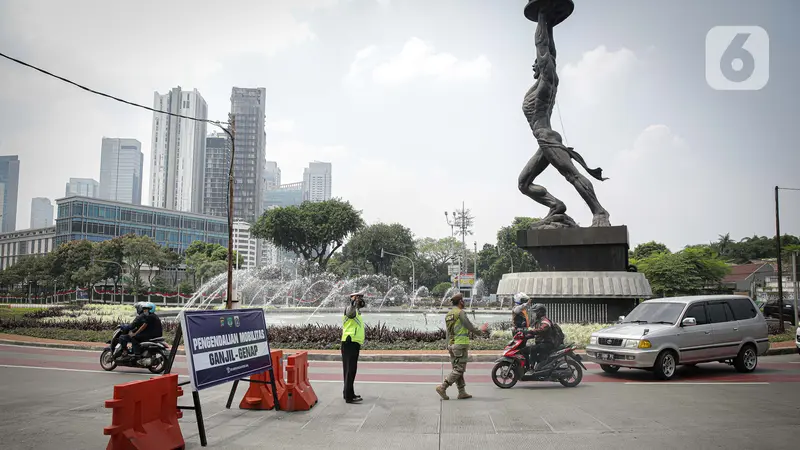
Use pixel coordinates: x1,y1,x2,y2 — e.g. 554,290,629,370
525,303,555,374
341,290,366,403
512,292,533,334
436,293,488,400
116,302,162,357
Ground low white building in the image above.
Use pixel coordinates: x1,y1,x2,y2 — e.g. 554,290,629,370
0,226,56,270
232,220,258,270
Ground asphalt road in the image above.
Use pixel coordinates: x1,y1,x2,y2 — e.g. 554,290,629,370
1,344,799,449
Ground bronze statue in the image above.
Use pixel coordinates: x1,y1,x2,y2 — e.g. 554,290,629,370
518,0,611,229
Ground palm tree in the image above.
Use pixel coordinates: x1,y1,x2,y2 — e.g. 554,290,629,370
716,233,733,256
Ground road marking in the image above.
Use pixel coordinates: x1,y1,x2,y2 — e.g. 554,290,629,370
624,382,770,385
0,364,189,378
488,413,498,434
580,407,617,433
540,416,556,433
357,392,383,433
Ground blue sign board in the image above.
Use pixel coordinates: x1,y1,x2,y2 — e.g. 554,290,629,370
180,308,273,391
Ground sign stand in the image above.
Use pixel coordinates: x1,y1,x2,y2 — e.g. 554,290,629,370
164,322,209,447
223,366,281,410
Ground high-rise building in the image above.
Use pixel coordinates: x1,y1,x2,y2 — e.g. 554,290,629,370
233,220,258,270
302,161,332,202
230,87,267,223
203,133,230,218
99,138,143,205
265,161,281,191
0,155,20,232
150,87,209,213
65,178,100,198
30,197,53,228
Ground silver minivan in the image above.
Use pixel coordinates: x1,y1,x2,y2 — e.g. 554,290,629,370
585,295,770,380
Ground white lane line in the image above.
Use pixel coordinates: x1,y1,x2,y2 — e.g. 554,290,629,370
624,382,770,385
488,413,498,434
0,364,189,378
357,392,383,433
540,416,557,433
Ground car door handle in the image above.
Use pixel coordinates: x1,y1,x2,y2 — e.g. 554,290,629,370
704,331,711,334
733,327,739,331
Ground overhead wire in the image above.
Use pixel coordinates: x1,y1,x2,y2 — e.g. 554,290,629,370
0,50,229,127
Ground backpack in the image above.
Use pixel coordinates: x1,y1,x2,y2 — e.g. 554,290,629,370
550,322,565,346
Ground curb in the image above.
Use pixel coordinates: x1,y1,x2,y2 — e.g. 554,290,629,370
0,338,795,362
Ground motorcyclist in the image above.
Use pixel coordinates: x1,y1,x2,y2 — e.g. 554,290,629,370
511,292,532,334
524,303,555,375
117,302,163,357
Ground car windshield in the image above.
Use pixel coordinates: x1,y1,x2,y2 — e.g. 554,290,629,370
622,302,685,325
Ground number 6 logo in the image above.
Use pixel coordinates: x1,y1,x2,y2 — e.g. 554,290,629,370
706,26,769,91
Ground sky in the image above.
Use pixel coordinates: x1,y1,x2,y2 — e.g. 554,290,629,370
0,0,799,252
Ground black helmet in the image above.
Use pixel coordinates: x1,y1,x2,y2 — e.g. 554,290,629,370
531,303,547,317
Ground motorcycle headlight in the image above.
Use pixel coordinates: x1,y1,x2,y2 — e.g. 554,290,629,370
589,336,598,345
624,339,640,348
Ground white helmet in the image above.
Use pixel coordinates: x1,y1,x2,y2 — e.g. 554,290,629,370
513,292,530,305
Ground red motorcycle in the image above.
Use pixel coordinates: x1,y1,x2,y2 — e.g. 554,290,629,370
491,331,586,388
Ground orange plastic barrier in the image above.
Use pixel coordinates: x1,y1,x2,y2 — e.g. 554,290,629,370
103,373,185,450
239,350,287,410
281,351,318,411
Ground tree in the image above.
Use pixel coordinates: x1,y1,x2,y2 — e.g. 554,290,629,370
475,217,540,293
637,248,730,297
416,237,460,267
631,241,671,261
342,223,415,274
95,237,126,298
184,241,241,288
122,235,163,297
252,198,364,270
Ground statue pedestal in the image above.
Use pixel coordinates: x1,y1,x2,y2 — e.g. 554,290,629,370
517,225,630,272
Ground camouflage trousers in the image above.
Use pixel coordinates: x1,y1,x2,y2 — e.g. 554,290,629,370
445,345,468,388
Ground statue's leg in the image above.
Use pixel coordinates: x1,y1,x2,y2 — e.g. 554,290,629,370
539,144,611,227
518,148,567,218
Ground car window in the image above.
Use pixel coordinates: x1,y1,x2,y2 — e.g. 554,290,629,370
727,298,757,320
707,302,731,323
684,303,708,325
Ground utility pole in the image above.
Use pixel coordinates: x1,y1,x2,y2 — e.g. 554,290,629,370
793,252,799,329
775,186,784,332
224,115,236,310
473,241,478,281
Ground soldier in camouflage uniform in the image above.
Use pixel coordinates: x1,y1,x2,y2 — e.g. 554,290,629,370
436,293,486,400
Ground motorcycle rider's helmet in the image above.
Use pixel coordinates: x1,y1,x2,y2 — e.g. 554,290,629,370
513,292,529,305
134,302,145,315
142,302,156,314
531,303,547,318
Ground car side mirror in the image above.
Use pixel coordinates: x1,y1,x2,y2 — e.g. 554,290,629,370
681,317,697,327
618,316,625,323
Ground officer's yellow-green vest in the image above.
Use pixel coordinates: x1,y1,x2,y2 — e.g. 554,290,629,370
445,307,470,346
342,311,365,345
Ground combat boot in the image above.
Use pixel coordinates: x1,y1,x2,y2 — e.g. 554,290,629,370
435,381,450,400
457,386,472,400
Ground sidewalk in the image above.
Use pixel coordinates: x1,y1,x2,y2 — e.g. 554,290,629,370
0,333,796,361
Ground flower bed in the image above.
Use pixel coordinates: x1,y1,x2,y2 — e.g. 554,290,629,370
3,305,794,350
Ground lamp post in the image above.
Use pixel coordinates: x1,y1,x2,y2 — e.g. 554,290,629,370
497,247,514,273
381,248,415,293
774,186,800,333
444,210,458,287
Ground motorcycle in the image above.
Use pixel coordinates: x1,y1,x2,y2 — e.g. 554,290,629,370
491,331,586,388
100,324,169,374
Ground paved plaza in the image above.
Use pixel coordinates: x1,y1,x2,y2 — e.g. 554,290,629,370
1,344,799,449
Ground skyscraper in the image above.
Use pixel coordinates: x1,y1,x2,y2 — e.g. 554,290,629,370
30,197,53,228
265,161,281,191
0,155,19,232
230,87,267,222
303,161,332,202
203,133,230,217
150,87,208,213
65,178,100,198
99,138,143,205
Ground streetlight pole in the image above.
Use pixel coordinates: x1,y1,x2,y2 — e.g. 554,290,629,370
774,186,800,333
793,251,799,329
497,247,514,273
473,241,478,281
223,115,236,310
381,248,415,293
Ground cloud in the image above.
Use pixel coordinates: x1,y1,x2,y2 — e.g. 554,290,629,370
345,38,491,86
559,45,638,108
268,120,297,134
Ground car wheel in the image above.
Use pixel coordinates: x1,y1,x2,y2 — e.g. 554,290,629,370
653,350,677,381
600,364,620,374
733,344,758,373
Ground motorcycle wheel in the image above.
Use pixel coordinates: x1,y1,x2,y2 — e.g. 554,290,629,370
148,352,166,374
491,361,519,389
558,358,583,388
100,349,117,371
